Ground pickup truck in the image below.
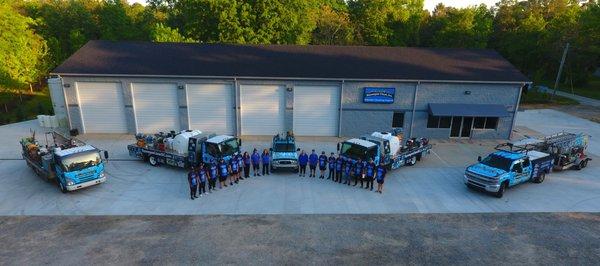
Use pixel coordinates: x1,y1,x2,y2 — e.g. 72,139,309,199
21,131,109,193
270,132,300,172
464,149,553,198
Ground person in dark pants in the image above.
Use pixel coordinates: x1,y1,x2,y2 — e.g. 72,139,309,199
188,166,198,200
335,155,343,183
251,149,261,176
327,152,336,180
218,159,229,188
261,149,270,175
237,153,245,180
318,151,327,179
298,150,308,177
343,160,353,185
376,161,387,194
230,155,240,185
365,159,376,191
208,161,218,191
242,151,251,178
308,150,318,177
353,158,365,187
197,163,207,197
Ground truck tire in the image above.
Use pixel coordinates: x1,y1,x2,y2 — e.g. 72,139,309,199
576,160,586,170
406,156,417,166
533,172,545,183
495,182,507,198
58,181,68,194
148,156,159,167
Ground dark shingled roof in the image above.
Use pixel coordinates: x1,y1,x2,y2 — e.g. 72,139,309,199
52,40,529,83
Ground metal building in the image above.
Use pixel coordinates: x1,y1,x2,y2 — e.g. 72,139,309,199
49,40,530,139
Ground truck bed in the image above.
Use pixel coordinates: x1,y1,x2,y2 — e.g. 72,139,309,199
127,144,188,168
529,151,553,178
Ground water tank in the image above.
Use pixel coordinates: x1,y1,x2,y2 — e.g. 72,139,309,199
172,130,202,154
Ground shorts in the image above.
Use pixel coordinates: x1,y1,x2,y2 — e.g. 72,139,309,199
232,170,238,174
219,176,228,182
319,166,326,171
309,165,316,170
377,179,384,184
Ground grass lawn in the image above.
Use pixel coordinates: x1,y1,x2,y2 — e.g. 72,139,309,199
520,88,579,105
537,76,600,100
0,88,53,125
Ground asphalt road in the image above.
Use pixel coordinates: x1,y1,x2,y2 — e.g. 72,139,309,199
1,213,599,265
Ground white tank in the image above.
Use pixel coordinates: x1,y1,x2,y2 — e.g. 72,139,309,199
172,130,202,154
371,131,401,155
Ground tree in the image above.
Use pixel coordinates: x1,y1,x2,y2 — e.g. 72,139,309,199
311,5,358,45
421,4,493,48
0,0,47,89
151,23,196,42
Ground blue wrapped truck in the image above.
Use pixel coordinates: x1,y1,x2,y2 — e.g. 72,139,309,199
269,132,300,172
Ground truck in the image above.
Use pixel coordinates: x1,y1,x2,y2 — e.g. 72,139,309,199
269,132,300,172
464,143,554,198
337,130,432,170
127,130,242,168
20,131,109,193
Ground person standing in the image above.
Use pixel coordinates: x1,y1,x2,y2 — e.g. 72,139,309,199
251,149,261,176
242,151,251,179
218,159,229,188
353,158,365,187
327,152,336,180
318,151,327,179
298,150,308,177
343,159,353,185
376,162,387,194
261,149,271,175
237,153,244,181
308,150,318,178
188,166,198,200
197,163,207,197
209,161,218,191
365,159,376,191
230,156,240,185
335,155,343,183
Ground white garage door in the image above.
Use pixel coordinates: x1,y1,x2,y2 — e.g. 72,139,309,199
77,82,128,133
293,85,340,136
133,83,180,133
187,84,235,134
240,85,285,135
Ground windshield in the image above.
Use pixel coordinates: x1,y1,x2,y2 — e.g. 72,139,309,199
480,154,513,172
60,151,101,172
273,143,295,152
340,142,376,161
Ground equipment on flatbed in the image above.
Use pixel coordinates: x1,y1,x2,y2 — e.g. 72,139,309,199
20,130,108,193
128,130,242,169
337,130,432,170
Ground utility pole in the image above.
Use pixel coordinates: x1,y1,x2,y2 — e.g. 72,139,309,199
551,42,569,100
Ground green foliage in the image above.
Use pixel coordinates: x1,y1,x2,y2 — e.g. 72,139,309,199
311,5,358,45
421,4,493,48
151,23,196,42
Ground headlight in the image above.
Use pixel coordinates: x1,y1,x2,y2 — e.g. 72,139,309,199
66,178,75,186
99,172,105,178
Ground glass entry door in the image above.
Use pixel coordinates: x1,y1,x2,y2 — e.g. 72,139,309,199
450,116,473,138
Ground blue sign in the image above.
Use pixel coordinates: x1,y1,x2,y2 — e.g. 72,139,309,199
363,87,395,103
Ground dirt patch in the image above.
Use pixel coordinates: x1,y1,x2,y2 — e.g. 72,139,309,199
520,104,600,123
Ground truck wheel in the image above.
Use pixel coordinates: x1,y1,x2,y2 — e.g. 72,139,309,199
406,156,417,166
58,181,68,194
495,182,507,198
533,172,545,183
576,160,586,170
149,156,158,167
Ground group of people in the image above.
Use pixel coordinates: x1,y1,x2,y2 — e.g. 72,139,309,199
297,150,387,193
187,148,388,200
186,148,271,200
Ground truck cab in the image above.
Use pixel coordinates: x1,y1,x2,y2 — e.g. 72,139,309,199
339,138,379,164
53,145,107,192
465,150,552,198
188,134,241,166
270,133,299,171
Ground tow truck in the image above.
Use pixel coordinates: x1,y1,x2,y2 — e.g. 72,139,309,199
270,132,300,172
463,132,589,198
337,130,432,170
20,131,109,193
127,130,242,168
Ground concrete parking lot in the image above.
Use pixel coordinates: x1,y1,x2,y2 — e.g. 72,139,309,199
0,109,598,215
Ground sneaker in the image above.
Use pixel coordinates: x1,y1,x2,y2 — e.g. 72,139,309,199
240,177,244,180
194,195,198,198
191,197,194,200
223,184,228,187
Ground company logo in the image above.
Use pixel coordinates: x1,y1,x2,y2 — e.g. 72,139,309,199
363,87,395,103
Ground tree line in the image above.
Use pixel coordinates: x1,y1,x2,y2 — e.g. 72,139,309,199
1,0,599,92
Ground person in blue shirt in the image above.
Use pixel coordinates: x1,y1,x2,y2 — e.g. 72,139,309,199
335,155,343,183
197,163,208,197
353,158,365,187
208,161,218,191
376,161,387,194
343,160,353,185
251,149,261,176
308,150,318,178
230,155,240,185
327,152,336,180
298,150,308,177
318,151,328,179
237,153,245,181
365,159,376,191
261,149,271,175
242,151,251,179
218,159,229,188
188,166,198,200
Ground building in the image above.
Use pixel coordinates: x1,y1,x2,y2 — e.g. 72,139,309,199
49,40,529,139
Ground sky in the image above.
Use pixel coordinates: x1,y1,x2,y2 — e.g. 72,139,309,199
127,0,499,11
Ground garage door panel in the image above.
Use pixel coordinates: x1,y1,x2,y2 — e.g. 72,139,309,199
133,83,180,133
77,82,128,133
293,85,340,136
187,84,234,134
241,85,285,135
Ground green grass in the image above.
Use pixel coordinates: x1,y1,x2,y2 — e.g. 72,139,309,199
520,88,579,105
0,88,53,125
537,76,600,100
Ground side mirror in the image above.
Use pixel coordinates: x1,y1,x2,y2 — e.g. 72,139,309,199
103,150,109,160
238,139,242,146
296,148,300,152
477,156,482,162
269,148,273,152
337,143,340,151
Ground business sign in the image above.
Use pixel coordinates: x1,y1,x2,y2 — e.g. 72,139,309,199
363,87,395,103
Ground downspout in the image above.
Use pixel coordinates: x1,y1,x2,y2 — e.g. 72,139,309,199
234,77,240,136
59,75,73,131
509,83,528,140
338,80,345,137
409,81,420,138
